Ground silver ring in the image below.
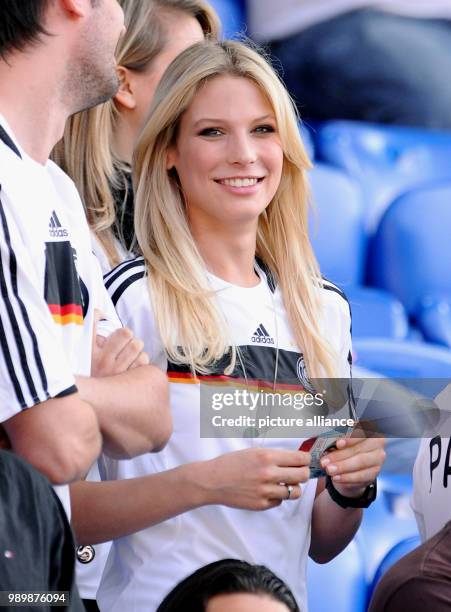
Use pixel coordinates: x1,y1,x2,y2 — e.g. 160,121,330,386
286,484,294,500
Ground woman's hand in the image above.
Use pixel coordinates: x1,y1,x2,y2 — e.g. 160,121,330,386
203,448,311,510
320,434,386,498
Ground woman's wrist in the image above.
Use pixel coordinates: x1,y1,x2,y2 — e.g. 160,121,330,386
179,460,217,507
331,482,367,498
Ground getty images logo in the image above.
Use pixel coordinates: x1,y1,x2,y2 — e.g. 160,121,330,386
251,323,275,345
49,210,69,238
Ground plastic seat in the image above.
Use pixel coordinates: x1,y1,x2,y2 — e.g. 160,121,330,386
347,286,409,340
369,184,451,346
315,120,451,232
308,474,419,612
307,538,367,612
361,475,420,606
309,162,366,286
208,0,246,38
353,339,451,389
309,163,410,340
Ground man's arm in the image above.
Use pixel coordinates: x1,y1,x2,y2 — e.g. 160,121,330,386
76,364,171,457
3,394,101,484
75,322,171,458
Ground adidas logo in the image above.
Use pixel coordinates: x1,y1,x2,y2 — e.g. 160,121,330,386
251,323,274,345
49,210,69,238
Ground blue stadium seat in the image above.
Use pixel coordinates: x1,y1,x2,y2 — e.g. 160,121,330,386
309,163,366,286
315,120,451,232
307,538,367,612
308,474,419,612
353,339,451,387
362,475,420,606
370,535,420,596
309,164,410,340
369,184,451,347
347,286,409,340
208,0,246,39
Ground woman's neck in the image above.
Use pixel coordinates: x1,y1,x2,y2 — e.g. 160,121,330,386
192,222,260,288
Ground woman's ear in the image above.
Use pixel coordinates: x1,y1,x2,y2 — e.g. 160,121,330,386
166,146,177,171
114,66,137,110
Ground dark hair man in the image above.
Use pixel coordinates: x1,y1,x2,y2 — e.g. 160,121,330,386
0,3,172,603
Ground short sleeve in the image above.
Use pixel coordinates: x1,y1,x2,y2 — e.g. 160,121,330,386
0,189,76,420
104,258,167,369
89,251,122,332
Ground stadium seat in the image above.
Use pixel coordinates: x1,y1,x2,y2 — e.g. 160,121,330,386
315,120,451,232
307,538,367,612
347,286,409,340
309,164,410,340
353,339,451,392
369,184,451,347
308,474,419,612
309,163,366,286
208,0,246,39
362,475,420,606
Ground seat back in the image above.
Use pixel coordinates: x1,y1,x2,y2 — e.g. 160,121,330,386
369,183,451,315
309,163,366,286
316,120,451,232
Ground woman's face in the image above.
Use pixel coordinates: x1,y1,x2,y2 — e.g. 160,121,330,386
206,593,290,612
131,12,204,134
167,75,284,232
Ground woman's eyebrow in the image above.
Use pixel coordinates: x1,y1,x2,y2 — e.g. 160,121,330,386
192,114,276,128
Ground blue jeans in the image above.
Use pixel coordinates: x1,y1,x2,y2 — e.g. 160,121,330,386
269,10,451,129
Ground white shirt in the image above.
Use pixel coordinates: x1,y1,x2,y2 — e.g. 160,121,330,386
97,257,352,612
0,113,120,546
248,0,451,42
412,384,451,541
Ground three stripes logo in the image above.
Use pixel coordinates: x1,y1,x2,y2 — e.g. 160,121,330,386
251,323,274,345
49,210,69,238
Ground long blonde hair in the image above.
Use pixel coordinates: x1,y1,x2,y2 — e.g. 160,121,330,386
134,40,337,379
51,0,220,266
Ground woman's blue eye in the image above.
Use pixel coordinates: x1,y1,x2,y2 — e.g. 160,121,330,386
254,125,276,133
199,128,223,136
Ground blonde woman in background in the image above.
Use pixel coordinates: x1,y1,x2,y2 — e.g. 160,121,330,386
53,0,219,271
52,3,218,611
91,40,386,611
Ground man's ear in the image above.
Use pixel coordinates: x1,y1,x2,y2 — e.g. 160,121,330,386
60,0,88,18
114,66,137,111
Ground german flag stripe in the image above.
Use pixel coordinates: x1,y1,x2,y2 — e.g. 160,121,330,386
167,371,307,391
48,303,83,317
51,313,84,326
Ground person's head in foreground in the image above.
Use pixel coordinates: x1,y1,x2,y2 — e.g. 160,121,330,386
133,38,338,380
52,0,220,264
156,559,300,612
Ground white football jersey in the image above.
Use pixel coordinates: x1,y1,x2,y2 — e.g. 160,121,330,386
97,257,352,612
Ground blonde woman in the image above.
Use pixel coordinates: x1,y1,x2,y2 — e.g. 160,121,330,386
52,0,219,270
71,40,387,611
52,3,217,611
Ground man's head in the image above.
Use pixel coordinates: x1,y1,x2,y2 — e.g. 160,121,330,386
0,0,125,115
0,0,50,60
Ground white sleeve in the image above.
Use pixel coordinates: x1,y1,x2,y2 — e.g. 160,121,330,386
0,190,76,421
90,252,122,333
104,259,167,370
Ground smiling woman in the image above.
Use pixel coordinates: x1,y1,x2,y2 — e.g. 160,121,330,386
166,75,284,241
91,39,386,612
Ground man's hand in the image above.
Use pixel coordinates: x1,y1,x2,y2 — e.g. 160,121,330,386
91,310,149,377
